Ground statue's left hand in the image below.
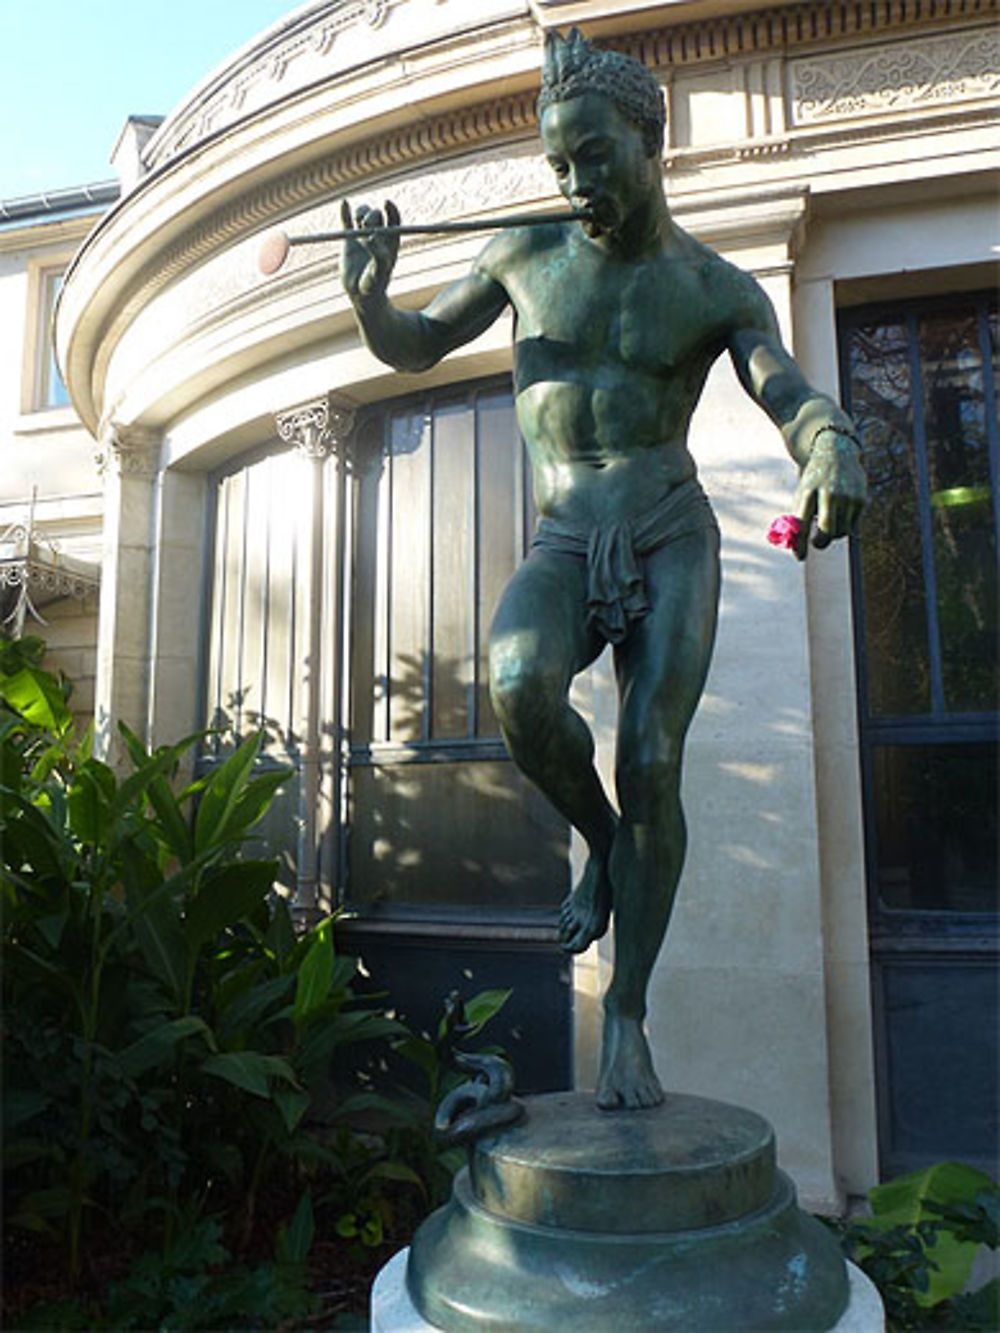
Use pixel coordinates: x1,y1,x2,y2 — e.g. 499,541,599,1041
791,431,867,560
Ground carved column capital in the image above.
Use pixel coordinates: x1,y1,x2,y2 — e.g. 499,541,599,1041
95,420,162,477
275,393,356,459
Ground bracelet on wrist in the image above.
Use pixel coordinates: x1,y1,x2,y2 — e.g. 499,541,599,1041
809,424,862,455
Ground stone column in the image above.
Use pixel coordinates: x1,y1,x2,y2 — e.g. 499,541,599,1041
146,469,210,756
92,420,161,769
274,394,355,924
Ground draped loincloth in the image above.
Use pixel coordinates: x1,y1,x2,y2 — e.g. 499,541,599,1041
531,476,718,645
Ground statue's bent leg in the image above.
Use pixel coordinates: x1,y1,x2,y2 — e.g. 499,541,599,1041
598,526,720,1110
488,549,616,950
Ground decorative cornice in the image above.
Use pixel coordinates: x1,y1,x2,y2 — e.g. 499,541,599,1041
95,421,162,477
147,0,396,169
624,0,998,72
148,0,996,174
275,394,356,458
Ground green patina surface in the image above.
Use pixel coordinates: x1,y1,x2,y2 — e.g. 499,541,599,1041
408,1092,849,1332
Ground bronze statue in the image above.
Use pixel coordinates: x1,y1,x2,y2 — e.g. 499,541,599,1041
342,28,866,1111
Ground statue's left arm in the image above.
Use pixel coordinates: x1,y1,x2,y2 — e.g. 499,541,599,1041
727,281,867,559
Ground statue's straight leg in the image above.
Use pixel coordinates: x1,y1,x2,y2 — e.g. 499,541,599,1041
598,525,721,1109
488,548,617,934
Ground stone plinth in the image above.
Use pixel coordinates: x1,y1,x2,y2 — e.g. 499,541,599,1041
392,1091,860,1331
372,1249,884,1331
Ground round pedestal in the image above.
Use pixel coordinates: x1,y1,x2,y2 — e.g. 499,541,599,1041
371,1250,885,1332
403,1091,857,1331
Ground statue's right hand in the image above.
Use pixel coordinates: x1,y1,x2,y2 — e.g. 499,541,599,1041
340,199,401,304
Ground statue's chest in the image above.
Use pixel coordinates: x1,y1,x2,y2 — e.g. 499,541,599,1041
513,257,707,374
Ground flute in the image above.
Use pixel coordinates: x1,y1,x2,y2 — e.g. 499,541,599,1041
257,208,594,275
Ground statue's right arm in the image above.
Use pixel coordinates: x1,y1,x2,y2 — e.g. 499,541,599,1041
341,199,510,373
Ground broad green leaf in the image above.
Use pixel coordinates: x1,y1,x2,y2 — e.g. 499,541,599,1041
193,732,263,854
216,973,295,1044
184,860,277,957
868,1162,994,1304
294,919,335,1027
35,910,68,950
73,720,95,766
117,1016,216,1078
0,731,25,797
226,768,291,837
0,634,45,670
28,741,66,785
393,1035,438,1077
1,785,67,881
274,1087,311,1135
296,1011,407,1087
0,665,72,735
332,1092,424,1129
202,1051,298,1099
112,745,186,830
950,1276,999,1330
277,1190,315,1265
122,842,186,1003
362,1160,426,1190
67,760,116,849
439,987,512,1039
266,895,297,965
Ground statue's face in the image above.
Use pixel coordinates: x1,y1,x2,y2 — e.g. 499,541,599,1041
540,92,652,240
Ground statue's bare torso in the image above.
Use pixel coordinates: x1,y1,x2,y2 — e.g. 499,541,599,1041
477,216,757,527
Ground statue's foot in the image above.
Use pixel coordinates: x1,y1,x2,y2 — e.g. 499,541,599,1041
559,855,612,954
595,1012,664,1111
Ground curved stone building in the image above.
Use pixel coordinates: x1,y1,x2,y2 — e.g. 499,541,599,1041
52,0,999,1207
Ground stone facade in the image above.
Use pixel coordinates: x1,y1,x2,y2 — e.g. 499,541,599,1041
35,0,1000,1209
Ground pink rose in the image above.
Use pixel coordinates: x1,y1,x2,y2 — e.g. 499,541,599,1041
767,514,802,551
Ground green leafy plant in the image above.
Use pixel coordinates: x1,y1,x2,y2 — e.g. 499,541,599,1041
337,986,515,1210
2,638,517,1328
823,1162,999,1331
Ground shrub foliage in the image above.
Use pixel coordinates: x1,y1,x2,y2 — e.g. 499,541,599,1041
1,638,507,1328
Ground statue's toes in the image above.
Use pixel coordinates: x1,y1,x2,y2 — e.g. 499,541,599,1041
595,1084,621,1111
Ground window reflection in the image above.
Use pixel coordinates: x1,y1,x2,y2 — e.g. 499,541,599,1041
38,271,70,410
872,743,998,914
849,321,930,715
842,292,999,923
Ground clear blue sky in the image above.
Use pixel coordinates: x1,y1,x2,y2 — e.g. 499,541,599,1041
2,1,303,200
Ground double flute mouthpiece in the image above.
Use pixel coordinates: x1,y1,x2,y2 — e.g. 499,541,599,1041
257,208,595,275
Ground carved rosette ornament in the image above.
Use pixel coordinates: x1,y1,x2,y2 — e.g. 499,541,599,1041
275,394,356,460
94,421,162,477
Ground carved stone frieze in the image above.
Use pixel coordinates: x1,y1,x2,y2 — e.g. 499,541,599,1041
146,0,997,174
95,422,162,477
148,0,400,168
792,27,999,124
276,394,356,458
376,147,553,231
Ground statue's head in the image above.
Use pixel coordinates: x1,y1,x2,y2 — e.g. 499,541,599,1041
538,27,665,159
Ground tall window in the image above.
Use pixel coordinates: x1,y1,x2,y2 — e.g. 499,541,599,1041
840,290,998,1174
36,270,70,410
201,382,571,914
201,381,574,1092
347,384,569,912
